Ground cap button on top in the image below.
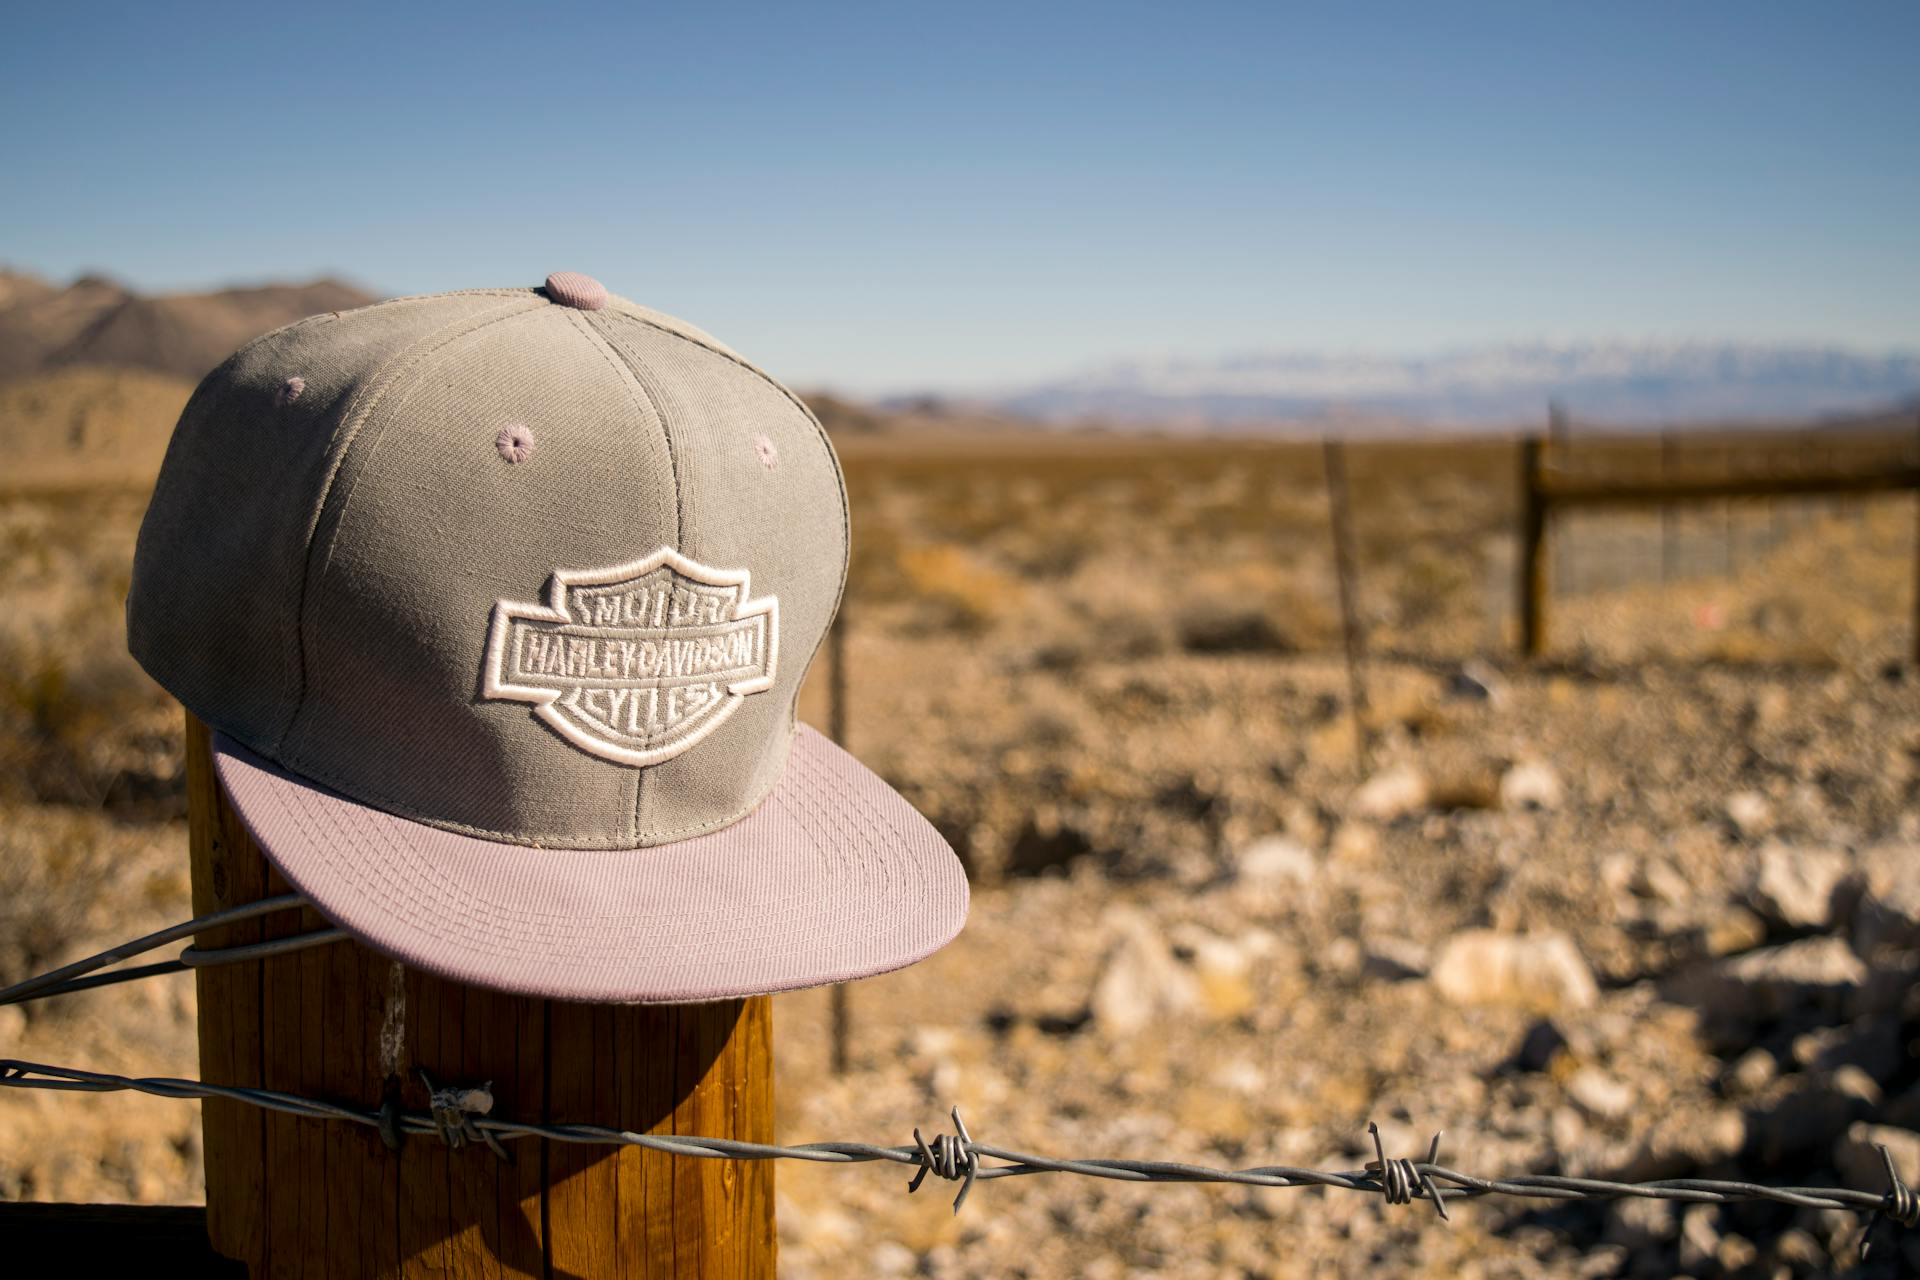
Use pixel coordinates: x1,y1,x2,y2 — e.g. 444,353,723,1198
543,271,608,311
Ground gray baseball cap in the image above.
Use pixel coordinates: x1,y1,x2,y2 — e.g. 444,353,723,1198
127,272,967,1003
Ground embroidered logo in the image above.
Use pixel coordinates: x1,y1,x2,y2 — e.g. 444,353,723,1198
482,548,778,766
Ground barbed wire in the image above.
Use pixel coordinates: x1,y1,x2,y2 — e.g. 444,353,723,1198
1,1056,1913,1256
2,904,1916,1259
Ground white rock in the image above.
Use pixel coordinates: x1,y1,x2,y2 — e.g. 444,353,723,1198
1323,935,1362,978
909,1026,959,1062
1362,936,1430,980
1722,935,1866,988
1724,1048,1778,1096
1352,765,1429,821
1567,1068,1635,1122
1832,1122,1920,1193
1169,923,1255,982
1851,841,1920,955
1792,1018,1904,1082
1829,1065,1883,1108
868,1242,918,1276
778,1198,860,1252
1209,1058,1266,1094
1678,1204,1722,1273
1430,929,1599,1013
1090,912,1200,1036
1445,661,1504,704
1633,858,1692,908
1724,790,1773,839
1232,835,1318,886
1604,1196,1675,1248
1750,842,1849,930
1499,760,1564,811
1549,1105,1585,1153
1599,851,1637,899
1671,936,1867,1023
1331,821,1379,863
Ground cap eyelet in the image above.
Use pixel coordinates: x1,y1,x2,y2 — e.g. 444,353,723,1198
495,424,536,464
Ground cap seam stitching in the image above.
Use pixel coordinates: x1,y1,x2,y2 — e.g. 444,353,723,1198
594,309,851,746
274,296,546,754
585,314,707,844
562,310,678,846
226,290,536,372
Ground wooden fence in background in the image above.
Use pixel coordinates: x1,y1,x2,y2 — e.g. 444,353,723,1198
1516,409,1920,659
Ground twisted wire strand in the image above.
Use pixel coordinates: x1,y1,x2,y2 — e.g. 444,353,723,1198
1,1056,1911,1234
0,896,345,1007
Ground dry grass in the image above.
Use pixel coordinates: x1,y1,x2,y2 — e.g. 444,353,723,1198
0,368,194,492
0,489,182,816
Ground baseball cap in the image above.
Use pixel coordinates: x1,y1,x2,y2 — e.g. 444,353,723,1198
126,272,967,1003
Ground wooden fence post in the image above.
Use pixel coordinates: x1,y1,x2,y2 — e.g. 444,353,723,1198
1660,431,1676,583
184,712,776,1279
1517,435,1547,657
1912,412,1920,666
1547,402,1570,597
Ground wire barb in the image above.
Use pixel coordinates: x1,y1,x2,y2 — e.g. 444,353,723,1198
1864,1142,1920,1262
1365,1122,1449,1222
907,1106,979,1213
418,1069,512,1163
1881,1143,1919,1228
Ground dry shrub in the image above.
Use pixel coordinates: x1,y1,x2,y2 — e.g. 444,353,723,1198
1049,560,1177,664
0,634,180,814
1175,561,1341,656
0,367,193,492
0,494,183,816
895,542,1027,634
1393,543,1476,628
1177,607,1292,655
1424,759,1503,811
992,524,1095,580
0,807,122,991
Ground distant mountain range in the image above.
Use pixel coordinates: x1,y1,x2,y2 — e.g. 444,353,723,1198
982,343,1920,430
0,268,376,383
5,270,1916,433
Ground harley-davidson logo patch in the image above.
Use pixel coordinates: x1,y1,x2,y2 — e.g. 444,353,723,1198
482,548,778,766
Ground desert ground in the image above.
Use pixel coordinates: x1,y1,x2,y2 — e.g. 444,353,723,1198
1,367,1917,1277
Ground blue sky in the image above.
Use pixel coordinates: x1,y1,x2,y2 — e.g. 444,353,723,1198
3,1,1916,393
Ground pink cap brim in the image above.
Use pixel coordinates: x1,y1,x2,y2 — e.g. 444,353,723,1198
210,725,968,1003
